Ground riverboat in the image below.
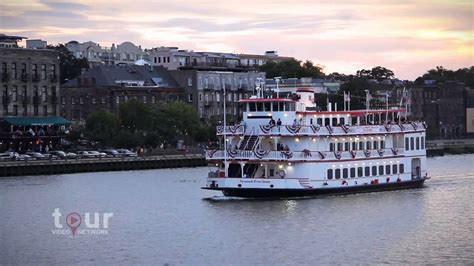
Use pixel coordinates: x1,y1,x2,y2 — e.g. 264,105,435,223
202,86,429,198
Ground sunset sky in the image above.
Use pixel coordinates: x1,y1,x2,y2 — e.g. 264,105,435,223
1,0,472,79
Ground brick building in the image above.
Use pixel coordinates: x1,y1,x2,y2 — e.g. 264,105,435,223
61,65,184,125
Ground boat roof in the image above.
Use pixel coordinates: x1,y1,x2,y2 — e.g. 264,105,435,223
239,98,296,103
297,108,407,116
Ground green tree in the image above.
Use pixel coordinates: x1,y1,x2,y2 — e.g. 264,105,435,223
85,111,120,145
119,99,152,132
46,44,89,84
415,66,474,88
259,59,325,79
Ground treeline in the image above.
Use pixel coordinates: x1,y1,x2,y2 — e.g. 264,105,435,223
80,100,213,148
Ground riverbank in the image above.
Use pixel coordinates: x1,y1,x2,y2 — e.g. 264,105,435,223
426,138,474,156
0,154,206,177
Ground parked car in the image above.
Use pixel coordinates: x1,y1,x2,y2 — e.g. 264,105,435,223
116,149,138,157
0,152,15,161
25,152,46,160
88,151,107,158
17,154,33,161
65,152,77,159
43,153,59,160
77,151,95,158
101,149,120,157
49,151,67,159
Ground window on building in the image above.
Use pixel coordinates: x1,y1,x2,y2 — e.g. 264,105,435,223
399,164,404,173
41,64,46,80
357,167,363,177
143,96,147,104
79,97,84,105
91,97,96,104
42,86,47,102
43,105,47,116
13,105,18,116
12,85,17,102
12,63,17,79
61,97,65,105
372,166,377,176
187,77,193,86
101,97,106,104
392,164,398,174
327,169,333,180
379,165,384,175
71,97,76,105
386,165,391,175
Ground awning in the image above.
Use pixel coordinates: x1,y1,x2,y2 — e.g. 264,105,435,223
0,116,71,126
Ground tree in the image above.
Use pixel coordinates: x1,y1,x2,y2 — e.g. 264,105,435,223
85,111,120,145
415,66,474,88
119,99,152,132
356,66,394,81
259,59,325,79
46,44,89,84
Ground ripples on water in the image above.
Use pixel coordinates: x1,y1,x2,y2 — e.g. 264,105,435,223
0,155,473,265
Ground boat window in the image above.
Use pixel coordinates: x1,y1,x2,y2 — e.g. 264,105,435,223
329,143,335,152
335,169,341,179
264,102,272,112
410,137,414,150
327,169,333,179
421,136,425,149
399,164,404,173
283,102,290,111
290,102,296,111
279,102,284,112
392,164,398,174
405,137,409,150
364,166,370,176
372,166,377,176
317,118,323,125
249,103,256,112
416,137,420,150
270,169,274,177
256,102,263,112
357,167,363,177
386,165,391,175
337,143,343,151
366,141,371,150
325,118,330,126
350,168,356,178
359,142,364,150
373,141,378,150
352,142,357,150
332,118,338,126
272,102,279,112
379,165,384,175
381,140,385,149
343,168,348,179
340,117,345,125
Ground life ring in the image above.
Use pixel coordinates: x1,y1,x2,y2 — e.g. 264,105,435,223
278,170,286,178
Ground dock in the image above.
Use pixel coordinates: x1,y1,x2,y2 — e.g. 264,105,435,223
0,154,206,177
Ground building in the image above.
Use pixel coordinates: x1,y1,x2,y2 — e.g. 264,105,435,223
265,77,341,94
65,41,147,67
26,39,47,49
409,81,467,138
0,34,70,152
170,70,266,121
61,65,184,125
0,34,26,48
1,44,60,117
464,89,474,137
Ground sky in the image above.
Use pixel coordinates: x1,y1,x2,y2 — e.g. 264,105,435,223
0,0,472,80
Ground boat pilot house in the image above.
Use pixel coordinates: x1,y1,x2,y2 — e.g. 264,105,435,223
0,116,71,152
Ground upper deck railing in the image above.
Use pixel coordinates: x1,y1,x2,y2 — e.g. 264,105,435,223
217,122,426,137
206,147,405,162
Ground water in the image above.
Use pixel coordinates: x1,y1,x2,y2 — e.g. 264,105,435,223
1,155,473,265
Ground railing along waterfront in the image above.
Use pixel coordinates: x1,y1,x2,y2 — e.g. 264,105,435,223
206,148,405,161
217,122,426,136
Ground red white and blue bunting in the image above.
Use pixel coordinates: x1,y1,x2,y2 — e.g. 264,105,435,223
228,125,243,134
411,122,418,130
259,124,275,134
285,125,302,134
253,150,270,159
227,149,239,158
384,123,391,132
206,149,217,158
311,125,321,133
326,125,333,134
334,151,342,160
364,150,371,157
349,150,357,158
341,124,350,133
391,147,399,155
422,122,428,129
216,126,224,134
281,151,293,159
398,123,405,131
318,151,326,159
377,149,385,156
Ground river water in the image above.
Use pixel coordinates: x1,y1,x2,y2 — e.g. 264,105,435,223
1,154,473,265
